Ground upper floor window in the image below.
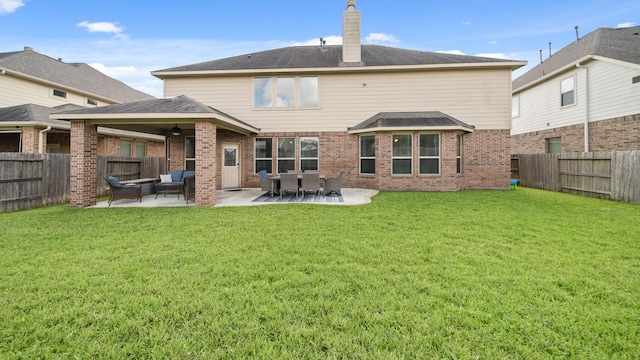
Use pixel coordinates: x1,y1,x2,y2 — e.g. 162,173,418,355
87,98,98,106
52,89,67,99
254,76,319,109
512,95,520,117
560,76,574,107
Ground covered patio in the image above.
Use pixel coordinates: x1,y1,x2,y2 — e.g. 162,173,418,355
52,96,260,208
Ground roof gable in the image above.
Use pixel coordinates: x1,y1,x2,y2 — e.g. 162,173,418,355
0,48,154,103
513,26,640,91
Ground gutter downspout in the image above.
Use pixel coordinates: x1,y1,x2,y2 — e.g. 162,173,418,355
576,61,589,152
38,126,52,153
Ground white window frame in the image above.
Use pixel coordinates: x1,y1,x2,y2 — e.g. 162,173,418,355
299,136,319,171
419,133,440,175
255,137,273,174
135,141,146,157
253,76,319,109
52,88,67,99
512,95,520,118
87,98,98,106
119,139,132,156
359,135,375,175
185,136,196,171
560,76,575,107
392,133,413,175
277,137,296,174
456,134,463,174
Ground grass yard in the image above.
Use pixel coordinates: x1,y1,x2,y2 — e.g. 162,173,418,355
1,188,639,359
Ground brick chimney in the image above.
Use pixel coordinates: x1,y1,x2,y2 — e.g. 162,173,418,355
342,0,362,64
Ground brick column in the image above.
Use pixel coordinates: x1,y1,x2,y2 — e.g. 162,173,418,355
70,121,98,207
195,121,217,206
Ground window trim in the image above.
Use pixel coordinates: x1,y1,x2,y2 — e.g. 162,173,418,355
253,76,320,109
277,137,296,174
52,88,67,99
299,136,319,171
254,137,274,174
560,75,575,108
359,134,376,175
392,133,413,176
418,132,440,175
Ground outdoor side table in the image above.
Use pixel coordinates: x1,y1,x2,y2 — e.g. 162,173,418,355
155,182,183,199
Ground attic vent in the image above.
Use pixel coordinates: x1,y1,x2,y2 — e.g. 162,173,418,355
633,75,640,84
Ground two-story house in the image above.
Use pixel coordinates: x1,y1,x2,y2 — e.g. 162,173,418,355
511,26,640,154
58,1,525,207
0,47,164,155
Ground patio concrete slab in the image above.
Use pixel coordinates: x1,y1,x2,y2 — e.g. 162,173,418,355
92,188,378,208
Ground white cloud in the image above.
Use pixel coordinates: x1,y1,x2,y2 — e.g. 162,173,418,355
292,35,342,46
365,32,400,44
436,50,465,55
462,21,472,26
476,52,509,59
489,40,497,45
89,63,144,78
0,0,24,14
617,22,635,28
77,21,128,40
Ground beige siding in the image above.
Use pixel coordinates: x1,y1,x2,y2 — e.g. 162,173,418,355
512,69,586,135
164,68,513,132
588,61,640,121
0,74,114,108
512,59,640,136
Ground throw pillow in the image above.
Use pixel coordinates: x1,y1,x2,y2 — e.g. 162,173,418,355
160,174,172,183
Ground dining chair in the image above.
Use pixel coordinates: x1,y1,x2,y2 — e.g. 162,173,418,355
301,172,321,197
280,173,300,198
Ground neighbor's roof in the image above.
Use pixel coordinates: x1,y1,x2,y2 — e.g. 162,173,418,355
153,44,525,75
513,26,640,91
53,95,260,134
0,48,154,103
348,111,475,134
0,103,82,128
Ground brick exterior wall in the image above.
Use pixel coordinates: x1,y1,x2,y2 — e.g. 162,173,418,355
20,127,39,153
241,129,510,191
69,121,98,207
511,113,640,154
195,121,216,206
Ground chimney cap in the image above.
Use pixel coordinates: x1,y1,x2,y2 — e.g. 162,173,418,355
347,0,356,11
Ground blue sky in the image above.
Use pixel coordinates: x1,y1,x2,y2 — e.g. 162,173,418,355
1,0,637,98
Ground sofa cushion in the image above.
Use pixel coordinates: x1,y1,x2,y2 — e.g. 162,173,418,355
160,174,172,183
182,171,195,179
169,170,184,183
107,175,120,186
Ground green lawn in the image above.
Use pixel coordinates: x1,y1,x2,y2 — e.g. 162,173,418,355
1,188,639,359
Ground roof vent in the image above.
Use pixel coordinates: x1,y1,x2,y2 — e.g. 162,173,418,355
24,46,34,51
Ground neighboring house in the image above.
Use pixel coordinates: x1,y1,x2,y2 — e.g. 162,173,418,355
511,26,640,154
57,1,525,207
0,47,165,156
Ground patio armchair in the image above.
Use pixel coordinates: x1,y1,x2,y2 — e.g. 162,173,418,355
258,170,279,197
280,173,300,198
324,170,345,196
301,172,322,197
104,175,142,206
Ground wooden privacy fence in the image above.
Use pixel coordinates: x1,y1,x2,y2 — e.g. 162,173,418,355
0,153,165,212
511,151,640,204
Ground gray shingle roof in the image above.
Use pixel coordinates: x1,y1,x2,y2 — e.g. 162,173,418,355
0,103,81,126
154,45,523,73
348,111,475,132
513,26,640,91
0,48,154,103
